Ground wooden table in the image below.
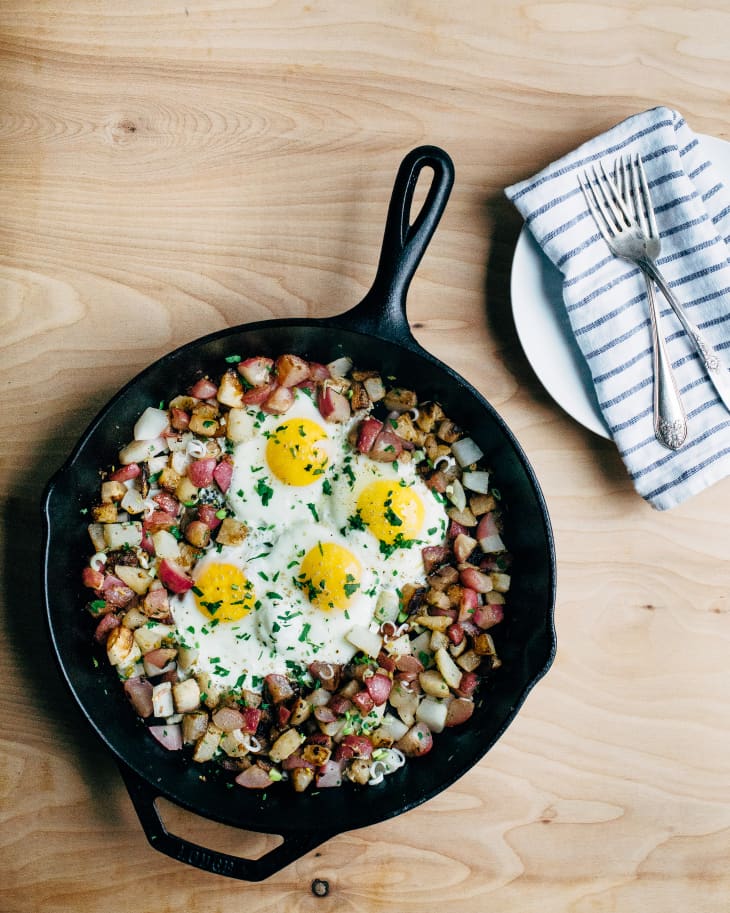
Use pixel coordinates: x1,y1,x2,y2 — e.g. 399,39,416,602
2,2,729,910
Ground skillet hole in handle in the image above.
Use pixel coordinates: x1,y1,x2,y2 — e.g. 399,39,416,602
118,763,336,882
335,144,455,346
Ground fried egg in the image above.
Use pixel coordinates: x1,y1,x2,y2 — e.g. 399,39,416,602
324,453,449,579
226,389,352,534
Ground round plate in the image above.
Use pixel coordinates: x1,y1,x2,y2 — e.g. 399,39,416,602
510,133,730,439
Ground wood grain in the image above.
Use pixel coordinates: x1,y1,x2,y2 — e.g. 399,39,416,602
2,2,730,910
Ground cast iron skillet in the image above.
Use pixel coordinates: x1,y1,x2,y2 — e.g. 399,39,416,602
43,146,556,881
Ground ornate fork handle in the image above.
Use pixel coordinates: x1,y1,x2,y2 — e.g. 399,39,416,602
644,276,687,449
638,256,730,411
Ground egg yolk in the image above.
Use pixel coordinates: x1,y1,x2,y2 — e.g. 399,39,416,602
297,542,362,611
193,563,256,621
266,418,329,486
356,480,425,544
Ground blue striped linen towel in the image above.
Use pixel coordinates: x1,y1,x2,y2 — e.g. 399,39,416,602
505,107,730,510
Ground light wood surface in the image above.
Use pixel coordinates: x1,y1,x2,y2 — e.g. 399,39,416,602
2,2,730,910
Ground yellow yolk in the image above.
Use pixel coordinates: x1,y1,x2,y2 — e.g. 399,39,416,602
193,563,256,622
297,542,362,611
356,480,425,544
265,418,329,486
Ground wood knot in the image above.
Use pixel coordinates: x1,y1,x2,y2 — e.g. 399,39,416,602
311,878,329,897
118,119,137,133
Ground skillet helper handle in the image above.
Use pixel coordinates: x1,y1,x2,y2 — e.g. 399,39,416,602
118,764,334,882
338,145,454,342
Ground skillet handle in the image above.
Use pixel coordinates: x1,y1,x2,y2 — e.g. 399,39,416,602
118,763,335,882
334,145,454,345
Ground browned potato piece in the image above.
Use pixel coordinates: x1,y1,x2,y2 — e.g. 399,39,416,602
456,650,482,672
216,518,248,546
92,502,118,523
291,766,315,793
349,380,371,411
415,401,445,433
346,758,372,785
101,481,127,503
182,711,209,744
437,418,462,444
269,729,303,762
158,466,182,492
302,743,331,766
189,404,221,437
384,387,417,413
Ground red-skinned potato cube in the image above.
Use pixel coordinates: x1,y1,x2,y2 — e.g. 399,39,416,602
237,356,273,387
189,377,218,399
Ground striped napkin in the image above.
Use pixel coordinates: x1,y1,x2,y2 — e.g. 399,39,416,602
505,106,730,510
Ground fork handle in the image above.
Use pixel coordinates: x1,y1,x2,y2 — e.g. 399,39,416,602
639,258,730,412
644,276,687,450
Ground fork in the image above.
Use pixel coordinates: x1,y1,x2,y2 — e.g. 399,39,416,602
578,156,687,450
579,154,730,418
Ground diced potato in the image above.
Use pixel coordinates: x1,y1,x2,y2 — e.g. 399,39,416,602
189,404,220,437
216,518,248,547
220,728,251,758
87,523,106,552
429,630,449,653
435,647,463,690
302,743,331,765
416,696,449,733
106,626,142,667
152,681,174,718
101,481,127,503
389,681,419,725
119,438,166,464
373,589,400,624
473,632,497,656
175,476,199,506
133,622,175,653
456,649,482,672
195,671,224,709
216,369,244,408
169,395,199,412
172,677,201,713
226,408,256,443
121,607,148,630
151,529,180,559
114,565,153,595
363,375,386,403
193,724,222,763
176,645,199,671
384,633,412,656
419,670,450,698
269,728,304,762
346,758,372,785
121,488,145,515
414,614,451,632
93,503,118,524
289,697,312,726
181,710,209,744
291,766,315,793
158,466,182,492
383,387,417,413
346,625,383,659
490,572,511,593
103,521,143,550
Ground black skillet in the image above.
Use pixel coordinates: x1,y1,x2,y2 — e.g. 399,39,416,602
43,146,556,881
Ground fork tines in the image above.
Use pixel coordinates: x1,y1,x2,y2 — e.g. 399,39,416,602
578,153,656,242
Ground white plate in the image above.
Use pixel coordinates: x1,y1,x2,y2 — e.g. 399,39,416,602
510,133,730,439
